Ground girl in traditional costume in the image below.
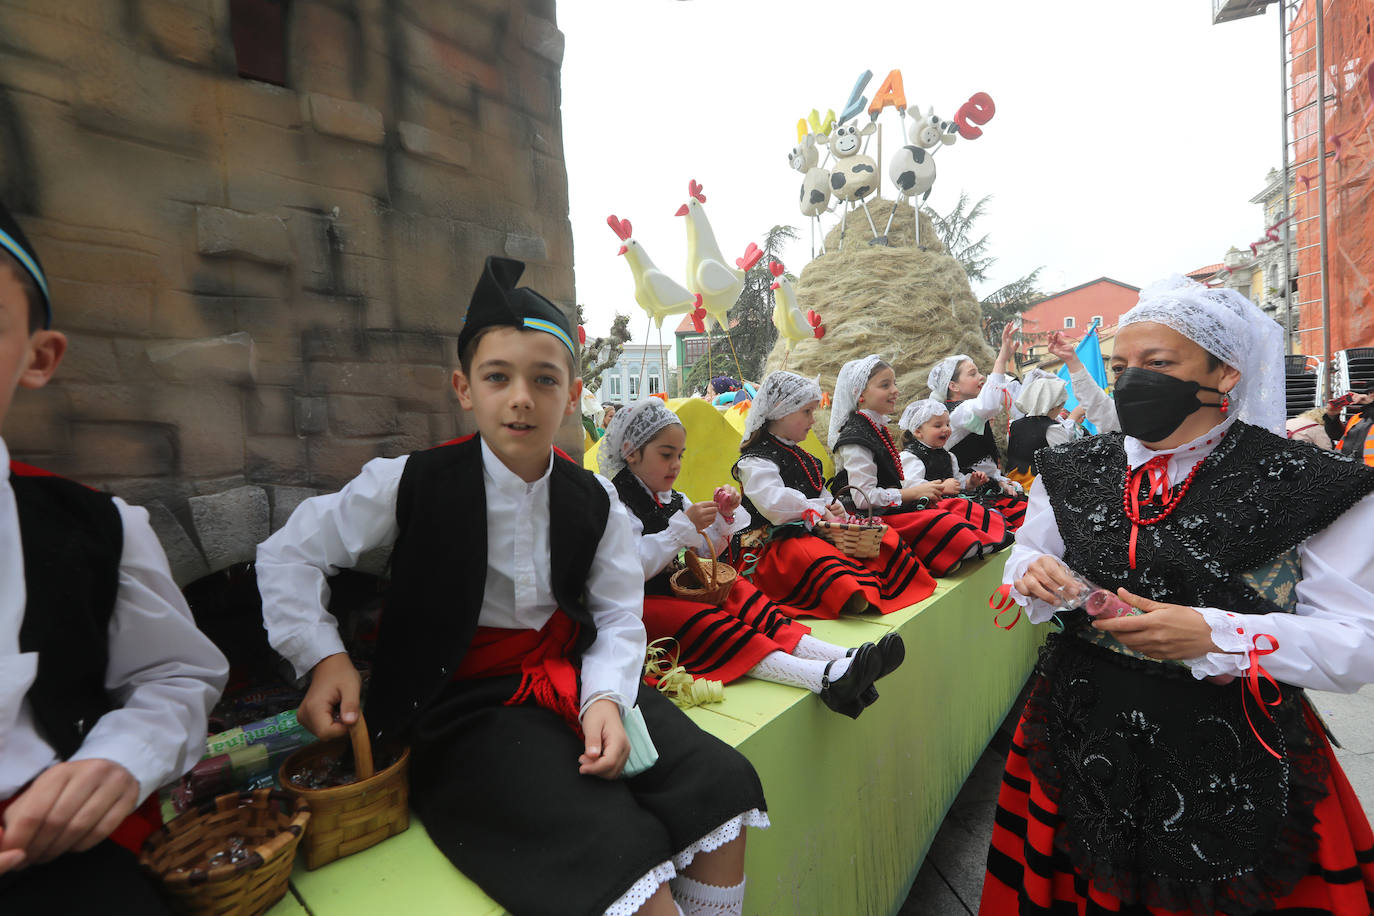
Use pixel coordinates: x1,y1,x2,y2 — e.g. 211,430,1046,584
1005,375,1084,490
825,353,1011,576
980,275,1374,915
600,400,902,718
732,371,936,620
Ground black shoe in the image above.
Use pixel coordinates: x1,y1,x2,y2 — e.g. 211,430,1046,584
860,684,880,707
821,643,881,719
874,633,906,680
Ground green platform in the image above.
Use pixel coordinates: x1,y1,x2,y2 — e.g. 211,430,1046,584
271,555,1041,915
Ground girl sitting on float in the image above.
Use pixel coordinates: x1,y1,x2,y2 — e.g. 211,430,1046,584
1005,374,1086,491
731,371,936,621
981,276,1374,915
927,322,1028,528
599,400,902,719
825,355,1012,576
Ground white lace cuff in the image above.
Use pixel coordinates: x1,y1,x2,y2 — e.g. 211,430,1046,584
670,809,770,872
604,860,677,916
1183,607,1252,680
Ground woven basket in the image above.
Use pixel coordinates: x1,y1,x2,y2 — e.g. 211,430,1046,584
814,486,887,559
278,713,410,870
139,789,310,916
669,531,738,606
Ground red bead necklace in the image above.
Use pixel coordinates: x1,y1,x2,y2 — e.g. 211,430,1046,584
773,437,824,493
859,412,904,476
1121,454,1205,569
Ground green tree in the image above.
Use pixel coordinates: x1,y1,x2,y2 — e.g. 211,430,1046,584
576,304,632,391
682,224,798,393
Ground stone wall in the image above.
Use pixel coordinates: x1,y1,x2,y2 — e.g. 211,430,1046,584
0,0,575,582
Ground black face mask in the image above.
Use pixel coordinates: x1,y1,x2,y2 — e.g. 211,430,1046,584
1113,368,1224,442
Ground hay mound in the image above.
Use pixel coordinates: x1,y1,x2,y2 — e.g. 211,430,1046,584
766,198,997,440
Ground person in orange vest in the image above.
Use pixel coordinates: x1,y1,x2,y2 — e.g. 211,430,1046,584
1323,384,1374,466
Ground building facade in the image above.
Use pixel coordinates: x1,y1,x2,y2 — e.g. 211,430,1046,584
598,342,670,403
1017,278,1139,361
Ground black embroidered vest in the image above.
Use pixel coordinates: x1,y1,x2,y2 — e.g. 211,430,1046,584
612,469,686,596
902,438,956,482
1007,415,1056,475
1024,423,1374,909
371,436,610,743
10,464,124,759
829,412,901,492
732,435,825,532
944,399,999,471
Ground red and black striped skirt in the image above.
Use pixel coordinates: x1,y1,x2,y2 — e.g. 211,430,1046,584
881,497,1013,576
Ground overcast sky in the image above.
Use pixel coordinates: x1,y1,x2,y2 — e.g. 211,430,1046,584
558,1,1284,350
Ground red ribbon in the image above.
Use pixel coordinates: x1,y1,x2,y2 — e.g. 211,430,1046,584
1125,456,1171,569
1242,633,1283,760
990,584,1021,630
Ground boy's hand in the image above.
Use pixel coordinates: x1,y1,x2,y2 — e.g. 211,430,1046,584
685,502,718,532
578,698,629,779
0,758,139,869
966,471,989,489
298,653,361,740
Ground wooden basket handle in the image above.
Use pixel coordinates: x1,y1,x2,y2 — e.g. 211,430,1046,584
831,485,876,520
683,530,717,590
349,713,375,780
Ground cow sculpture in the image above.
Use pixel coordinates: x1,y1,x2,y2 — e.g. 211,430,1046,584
818,121,881,250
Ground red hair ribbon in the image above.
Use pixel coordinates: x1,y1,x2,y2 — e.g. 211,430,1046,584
990,583,1021,630
1242,633,1283,760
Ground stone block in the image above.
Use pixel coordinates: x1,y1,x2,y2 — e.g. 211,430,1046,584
329,394,400,438
504,233,547,262
66,383,245,478
428,411,459,444
301,92,385,146
397,122,472,170
295,396,328,435
71,42,219,154
303,362,449,401
188,485,270,571
399,18,502,105
305,436,391,490
4,387,71,456
143,501,211,586
400,0,504,53
220,79,303,130
246,436,310,486
248,387,295,436
146,332,257,384
59,335,121,383
189,258,291,301
196,207,293,266
140,0,220,67
519,12,565,65
67,422,177,478
268,485,319,531
151,289,239,340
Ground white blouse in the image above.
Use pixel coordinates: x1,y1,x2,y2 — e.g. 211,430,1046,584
735,436,834,528
1068,366,1120,434
1004,417,1374,692
0,438,229,802
257,439,648,715
623,477,750,579
946,373,1015,482
834,410,904,509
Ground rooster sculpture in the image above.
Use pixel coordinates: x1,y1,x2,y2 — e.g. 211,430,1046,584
769,260,824,367
675,180,763,330
607,215,704,331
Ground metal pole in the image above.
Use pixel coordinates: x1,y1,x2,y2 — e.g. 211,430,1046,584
1314,0,1333,400
1278,2,1294,356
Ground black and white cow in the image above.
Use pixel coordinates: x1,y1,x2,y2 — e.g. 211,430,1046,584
818,121,880,248
789,133,833,256
880,106,958,244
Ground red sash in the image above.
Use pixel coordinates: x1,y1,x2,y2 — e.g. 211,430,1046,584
453,610,584,738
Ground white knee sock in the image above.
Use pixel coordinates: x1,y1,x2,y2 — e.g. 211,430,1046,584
791,633,850,662
670,875,747,916
747,651,849,694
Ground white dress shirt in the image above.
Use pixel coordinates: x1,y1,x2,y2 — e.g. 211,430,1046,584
256,439,648,714
946,373,1017,483
623,477,750,579
1003,417,1374,691
736,436,834,528
899,449,972,488
0,437,228,802
834,410,907,509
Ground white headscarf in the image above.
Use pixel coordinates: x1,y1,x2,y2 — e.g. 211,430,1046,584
898,399,948,434
927,354,971,400
597,399,682,478
1119,275,1286,435
1013,377,1069,418
828,355,886,450
744,371,822,441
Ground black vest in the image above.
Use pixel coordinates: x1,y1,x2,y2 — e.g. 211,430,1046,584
902,438,956,482
10,465,124,759
370,437,610,743
732,436,826,532
829,413,902,514
945,400,999,472
1007,416,1056,475
612,469,685,596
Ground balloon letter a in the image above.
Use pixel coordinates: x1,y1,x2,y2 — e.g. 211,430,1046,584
867,69,907,117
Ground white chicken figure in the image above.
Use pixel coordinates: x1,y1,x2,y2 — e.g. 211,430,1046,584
789,134,832,258
607,214,703,331
769,259,824,368
675,179,763,330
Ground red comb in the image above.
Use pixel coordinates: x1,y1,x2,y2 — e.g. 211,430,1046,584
768,260,785,278
736,242,762,272
688,179,706,204
577,325,587,345
607,215,632,241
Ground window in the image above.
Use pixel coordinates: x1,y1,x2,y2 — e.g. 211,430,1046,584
648,366,661,394
230,0,289,86
1090,315,1102,328
683,337,709,366
1064,317,1076,329
605,375,622,398
628,376,640,399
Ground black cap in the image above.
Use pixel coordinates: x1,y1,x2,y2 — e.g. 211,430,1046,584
458,256,575,359
0,199,51,329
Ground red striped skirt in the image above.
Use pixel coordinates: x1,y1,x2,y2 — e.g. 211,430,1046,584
643,580,811,684
985,492,1029,531
881,497,1013,576
981,706,1374,915
745,527,935,619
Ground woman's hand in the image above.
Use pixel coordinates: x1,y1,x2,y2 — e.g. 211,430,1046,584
1014,555,1081,605
1091,588,1220,660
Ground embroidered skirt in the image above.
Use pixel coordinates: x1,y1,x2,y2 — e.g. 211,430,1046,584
744,527,934,619
643,580,811,685
880,497,1013,576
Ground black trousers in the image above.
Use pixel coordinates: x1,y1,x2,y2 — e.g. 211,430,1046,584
409,677,767,916
0,840,173,915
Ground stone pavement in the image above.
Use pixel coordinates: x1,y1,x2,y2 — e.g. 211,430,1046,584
900,683,1374,915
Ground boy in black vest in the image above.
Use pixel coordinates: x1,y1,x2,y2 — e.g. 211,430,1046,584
258,257,766,916
0,201,229,911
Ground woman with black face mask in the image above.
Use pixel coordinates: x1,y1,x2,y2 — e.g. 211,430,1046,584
979,276,1374,915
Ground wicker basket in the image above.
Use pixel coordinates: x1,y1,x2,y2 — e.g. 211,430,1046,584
139,789,310,916
278,713,410,870
814,487,887,559
669,531,738,606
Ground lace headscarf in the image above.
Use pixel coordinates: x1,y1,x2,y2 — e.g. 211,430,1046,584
898,399,948,434
1014,377,1068,418
927,354,971,400
1119,275,1286,435
744,371,822,442
828,355,887,450
597,399,683,478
